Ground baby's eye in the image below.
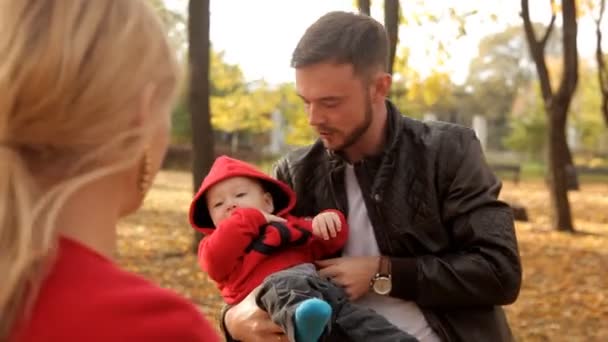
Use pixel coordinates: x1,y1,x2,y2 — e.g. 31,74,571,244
236,192,246,198
213,202,223,208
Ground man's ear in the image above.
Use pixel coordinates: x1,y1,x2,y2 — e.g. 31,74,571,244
371,72,392,103
263,192,275,213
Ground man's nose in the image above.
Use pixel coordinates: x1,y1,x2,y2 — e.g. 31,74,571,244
307,103,325,126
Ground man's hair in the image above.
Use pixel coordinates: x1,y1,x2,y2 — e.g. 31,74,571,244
291,11,389,77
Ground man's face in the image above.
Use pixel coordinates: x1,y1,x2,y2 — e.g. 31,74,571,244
295,62,373,152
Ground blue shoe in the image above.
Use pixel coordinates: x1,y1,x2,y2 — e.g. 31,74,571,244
294,298,332,342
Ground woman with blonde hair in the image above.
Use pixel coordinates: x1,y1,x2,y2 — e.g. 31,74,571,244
1,0,219,340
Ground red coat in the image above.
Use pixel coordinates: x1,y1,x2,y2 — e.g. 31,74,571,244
189,156,348,304
12,237,219,342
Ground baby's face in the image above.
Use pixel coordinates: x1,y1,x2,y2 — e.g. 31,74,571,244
206,176,273,226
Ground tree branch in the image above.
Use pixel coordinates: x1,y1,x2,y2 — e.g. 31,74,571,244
595,0,608,125
521,0,553,103
540,0,557,48
358,0,370,16
557,0,578,102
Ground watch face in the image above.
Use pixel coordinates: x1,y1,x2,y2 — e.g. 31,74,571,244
373,277,392,295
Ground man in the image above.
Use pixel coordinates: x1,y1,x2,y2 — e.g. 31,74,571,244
221,11,522,342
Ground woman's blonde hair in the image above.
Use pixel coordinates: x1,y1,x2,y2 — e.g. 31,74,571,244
0,0,180,337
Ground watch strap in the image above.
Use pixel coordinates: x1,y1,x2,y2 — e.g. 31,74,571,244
378,256,391,276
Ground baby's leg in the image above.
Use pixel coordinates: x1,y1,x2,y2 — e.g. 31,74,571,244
299,274,419,342
334,301,419,342
256,264,332,342
293,298,331,342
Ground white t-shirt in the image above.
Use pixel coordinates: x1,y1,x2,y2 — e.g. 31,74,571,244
342,164,441,342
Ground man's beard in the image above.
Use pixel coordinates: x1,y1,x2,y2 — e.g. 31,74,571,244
332,94,373,152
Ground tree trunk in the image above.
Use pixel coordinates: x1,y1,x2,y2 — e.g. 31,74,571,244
602,89,608,126
547,104,575,232
230,132,239,154
358,0,370,16
521,0,578,232
595,0,608,125
188,0,214,253
564,140,579,191
384,0,399,75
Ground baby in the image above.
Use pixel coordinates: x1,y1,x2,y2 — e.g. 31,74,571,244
189,155,418,342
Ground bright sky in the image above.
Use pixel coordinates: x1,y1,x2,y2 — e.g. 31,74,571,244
167,0,604,85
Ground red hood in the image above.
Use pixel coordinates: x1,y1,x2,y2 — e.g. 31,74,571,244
189,155,296,234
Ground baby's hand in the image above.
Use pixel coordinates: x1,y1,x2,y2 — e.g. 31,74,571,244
261,211,287,224
312,212,342,240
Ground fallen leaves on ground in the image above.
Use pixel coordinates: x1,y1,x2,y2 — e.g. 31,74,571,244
116,171,608,342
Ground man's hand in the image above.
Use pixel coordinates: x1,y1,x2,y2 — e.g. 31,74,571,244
224,289,288,342
312,211,342,240
316,256,380,300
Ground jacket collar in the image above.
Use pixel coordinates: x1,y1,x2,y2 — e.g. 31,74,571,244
327,99,403,166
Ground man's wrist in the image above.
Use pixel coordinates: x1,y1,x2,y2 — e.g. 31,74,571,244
389,257,418,300
374,255,382,273
370,256,393,295
220,304,238,341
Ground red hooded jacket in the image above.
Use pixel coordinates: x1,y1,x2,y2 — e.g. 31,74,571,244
189,156,348,304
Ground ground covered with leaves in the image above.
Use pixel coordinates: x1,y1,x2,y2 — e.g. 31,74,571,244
117,170,608,341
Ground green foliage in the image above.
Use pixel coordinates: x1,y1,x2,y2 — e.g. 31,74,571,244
148,0,186,54
168,48,315,147
171,91,192,145
170,49,281,144
504,60,608,159
210,51,245,96
391,46,455,119
571,60,607,152
503,84,547,160
276,83,316,146
211,81,278,134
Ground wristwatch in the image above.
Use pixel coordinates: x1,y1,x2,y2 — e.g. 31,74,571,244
370,256,392,295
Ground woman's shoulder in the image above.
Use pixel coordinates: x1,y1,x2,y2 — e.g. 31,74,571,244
15,238,220,341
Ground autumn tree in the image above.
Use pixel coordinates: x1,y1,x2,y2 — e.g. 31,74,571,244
188,0,214,251
569,60,607,155
384,0,399,75
399,71,454,118
277,83,316,146
171,49,243,145
148,0,187,54
211,81,279,153
521,0,579,232
357,0,370,15
463,24,562,150
593,0,608,125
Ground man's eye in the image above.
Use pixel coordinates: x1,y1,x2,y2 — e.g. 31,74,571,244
322,101,339,108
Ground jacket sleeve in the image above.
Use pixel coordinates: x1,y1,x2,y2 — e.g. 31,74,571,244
303,209,348,259
272,157,295,190
198,208,267,283
390,132,522,307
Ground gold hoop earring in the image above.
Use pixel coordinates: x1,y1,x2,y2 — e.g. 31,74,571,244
139,148,152,195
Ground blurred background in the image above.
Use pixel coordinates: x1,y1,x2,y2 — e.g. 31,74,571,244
117,1,608,341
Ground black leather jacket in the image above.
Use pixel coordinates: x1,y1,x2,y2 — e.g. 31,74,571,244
270,101,522,341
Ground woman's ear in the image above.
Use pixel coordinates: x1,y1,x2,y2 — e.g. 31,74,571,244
263,192,275,213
